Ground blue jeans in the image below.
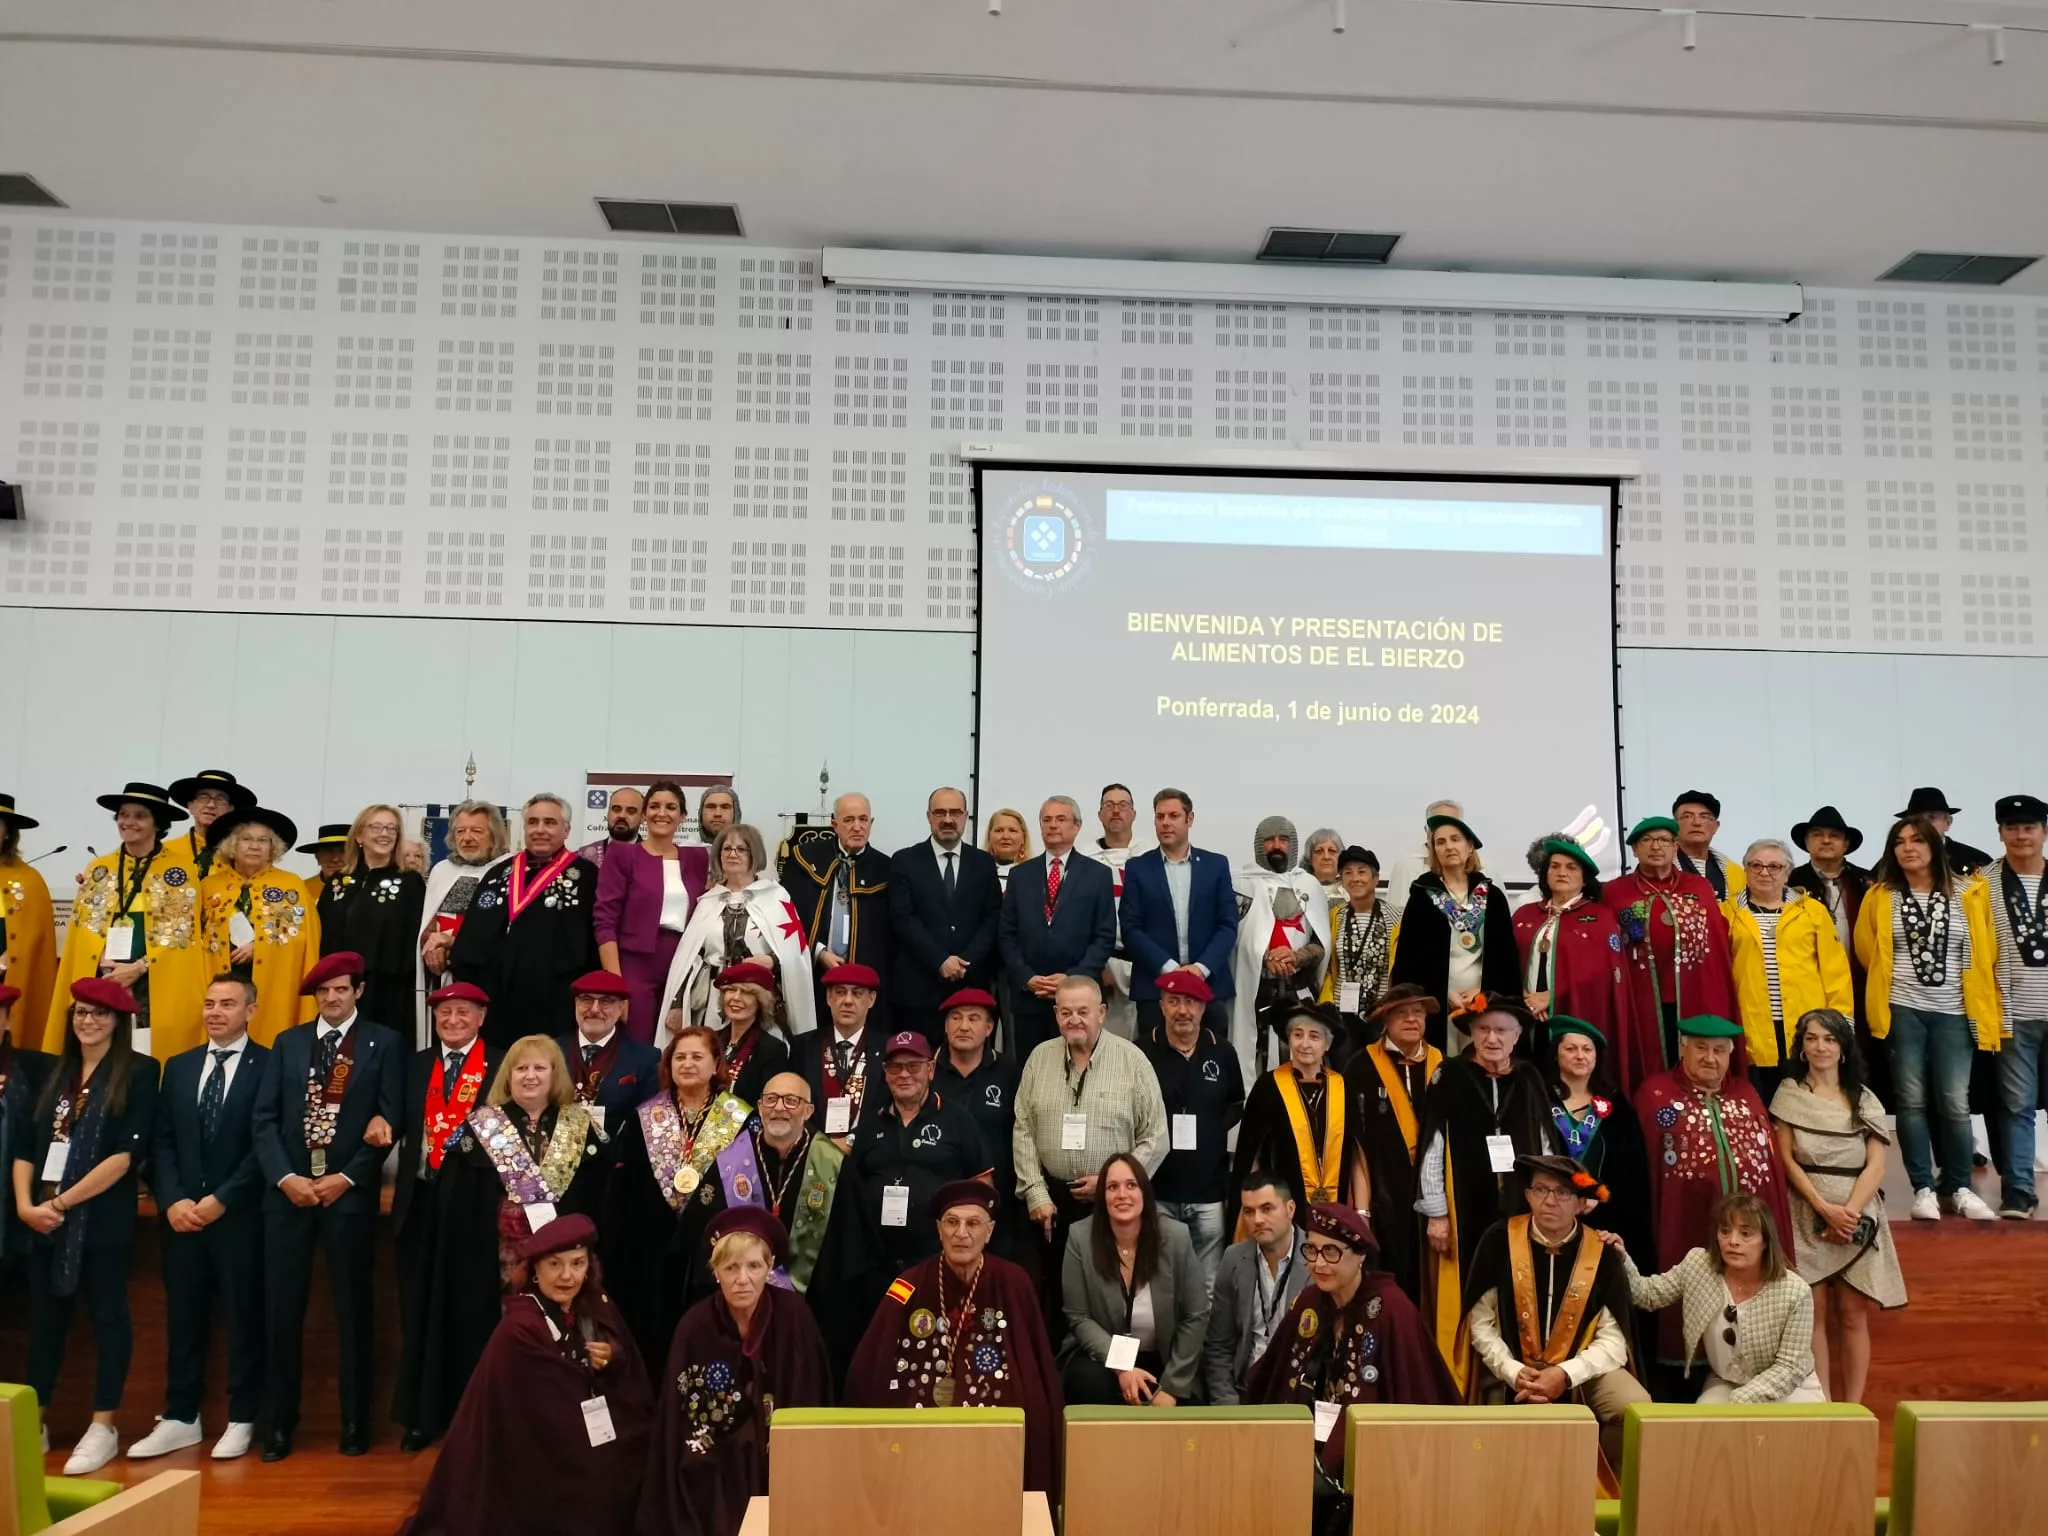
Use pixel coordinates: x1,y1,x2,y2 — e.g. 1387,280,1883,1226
1157,1199,1227,1297
1889,1005,1977,1196
1999,1018,2048,1207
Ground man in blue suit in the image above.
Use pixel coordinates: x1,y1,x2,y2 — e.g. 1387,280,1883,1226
250,950,403,1462
1120,787,1241,1040
887,786,1003,1047
129,976,271,1462
557,969,660,1135
997,796,1118,1057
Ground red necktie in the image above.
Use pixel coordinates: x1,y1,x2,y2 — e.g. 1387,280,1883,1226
1044,855,1062,921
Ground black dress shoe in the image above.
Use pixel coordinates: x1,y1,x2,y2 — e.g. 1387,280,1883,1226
260,1429,293,1463
339,1422,371,1457
399,1430,431,1453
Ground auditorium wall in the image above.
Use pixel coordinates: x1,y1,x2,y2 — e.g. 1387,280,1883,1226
4,213,2048,867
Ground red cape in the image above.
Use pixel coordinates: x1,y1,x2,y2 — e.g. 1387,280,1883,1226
1632,1068,1795,1364
1514,900,1634,1090
1601,872,1735,1089
843,1253,1062,1491
398,1288,653,1536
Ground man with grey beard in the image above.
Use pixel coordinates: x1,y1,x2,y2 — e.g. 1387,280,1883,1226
1230,815,1329,1079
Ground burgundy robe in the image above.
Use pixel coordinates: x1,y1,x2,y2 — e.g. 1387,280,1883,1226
1632,1067,1795,1365
637,1286,831,1536
398,1287,653,1536
1246,1271,1457,1479
843,1253,1062,1491
1514,899,1633,1089
1602,871,1735,1089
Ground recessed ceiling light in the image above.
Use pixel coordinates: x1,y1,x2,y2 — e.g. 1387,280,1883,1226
0,173,66,208
1258,227,1401,265
597,199,744,238
1879,251,2038,286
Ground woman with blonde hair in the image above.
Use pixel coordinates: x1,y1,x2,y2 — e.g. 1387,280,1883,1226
711,961,790,1104
983,808,1033,894
200,806,319,1044
316,802,425,1032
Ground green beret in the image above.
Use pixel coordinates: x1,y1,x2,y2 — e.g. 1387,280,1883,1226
1548,1016,1606,1047
1676,1014,1744,1039
1425,813,1482,851
1540,837,1600,878
1626,816,1680,845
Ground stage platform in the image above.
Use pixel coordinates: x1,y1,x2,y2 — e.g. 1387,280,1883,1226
3,1178,2042,1535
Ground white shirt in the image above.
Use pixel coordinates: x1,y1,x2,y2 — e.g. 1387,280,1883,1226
1250,1228,1297,1365
1162,848,1195,965
196,1034,250,1103
317,1012,358,1045
659,854,691,933
575,1027,618,1055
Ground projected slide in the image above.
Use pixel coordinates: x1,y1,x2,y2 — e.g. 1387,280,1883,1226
976,467,1620,870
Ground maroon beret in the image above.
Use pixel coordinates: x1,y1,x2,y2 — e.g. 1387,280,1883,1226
70,976,141,1015
1307,1202,1376,1254
940,987,998,1016
515,1212,598,1263
300,951,367,994
706,1205,789,1263
428,981,490,1007
0,984,21,1010
928,1178,999,1220
714,962,776,991
1155,969,1215,1003
882,1030,933,1060
821,962,880,991
569,970,632,998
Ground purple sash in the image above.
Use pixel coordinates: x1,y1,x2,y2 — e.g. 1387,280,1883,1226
715,1133,794,1290
470,1104,550,1207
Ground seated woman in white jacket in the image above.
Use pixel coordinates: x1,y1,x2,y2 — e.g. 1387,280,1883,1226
1606,1190,1825,1404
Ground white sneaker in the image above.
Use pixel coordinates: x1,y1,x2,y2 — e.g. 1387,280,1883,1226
128,1417,202,1459
1910,1187,1941,1220
63,1423,119,1476
211,1423,255,1460
1947,1188,1999,1221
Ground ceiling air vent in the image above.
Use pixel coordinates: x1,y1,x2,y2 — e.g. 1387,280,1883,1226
596,200,744,237
0,173,66,208
1878,251,2037,286
1258,228,1400,265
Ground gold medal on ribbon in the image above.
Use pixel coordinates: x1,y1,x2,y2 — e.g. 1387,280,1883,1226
932,1374,955,1408
675,1165,701,1196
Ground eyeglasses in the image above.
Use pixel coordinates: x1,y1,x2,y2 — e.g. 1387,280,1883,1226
1744,862,1791,875
1301,1242,1351,1266
1527,1185,1580,1204
882,1060,927,1075
1722,1303,1739,1347
756,1093,810,1110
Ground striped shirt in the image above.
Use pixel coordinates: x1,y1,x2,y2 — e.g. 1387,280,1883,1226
1889,893,1968,1014
1741,896,1785,1023
1986,858,2048,1025
1011,1029,1168,1210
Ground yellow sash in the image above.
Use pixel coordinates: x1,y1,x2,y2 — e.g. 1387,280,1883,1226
1364,1041,1441,1163
1275,1067,1347,1204
1505,1215,1605,1367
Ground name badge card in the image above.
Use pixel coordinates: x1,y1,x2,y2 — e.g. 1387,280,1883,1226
1313,1400,1343,1443
41,1141,69,1184
881,1184,910,1227
824,1097,853,1136
581,1396,617,1447
1061,1113,1089,1152
525,1201,558,1232
1105,1334,1141,1371
1337,982,1361,1015
1486,1134,1517,1174
587,1105,607,1134
102,921,135,963
1171,1113,1198,1152
229,911,257,948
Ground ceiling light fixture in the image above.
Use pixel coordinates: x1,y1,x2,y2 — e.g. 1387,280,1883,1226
0,173,65,208
1332,0,1347,33
596,199,744,237
1968,23,2006,65
1879,251,2038,285
1662,8,1698,50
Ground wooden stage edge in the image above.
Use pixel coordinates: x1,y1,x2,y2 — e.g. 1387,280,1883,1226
2,1217,2043,1535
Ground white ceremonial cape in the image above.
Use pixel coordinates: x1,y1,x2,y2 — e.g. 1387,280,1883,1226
1082,839,1147,1040
416,852,513,1047
657,873,817,1046
1229,863,1332,1082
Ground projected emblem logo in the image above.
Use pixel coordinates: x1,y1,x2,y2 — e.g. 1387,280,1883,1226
997,483,1092,593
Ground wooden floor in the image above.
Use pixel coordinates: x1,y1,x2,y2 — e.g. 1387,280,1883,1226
3,1178,2044,1534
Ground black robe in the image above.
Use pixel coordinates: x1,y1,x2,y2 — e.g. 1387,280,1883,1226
600,1106,727,1374
398,1285,652,1536
1551,1089,1656,1278
1344,1043,1440,1304
392,1104,607,1440
1419,1057,1554,1284
449,852,599,1048
1462,1216,1636,1399
1387,876,1521,1050
1233,1067,1360,1212
635,1286,832,1536
0,1043,54,1262
778,840,894,1026
723,1025,791,1109
319,865,427,1035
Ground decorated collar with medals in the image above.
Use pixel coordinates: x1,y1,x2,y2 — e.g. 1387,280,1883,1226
2000,862,2048,970
641,1092,750,1210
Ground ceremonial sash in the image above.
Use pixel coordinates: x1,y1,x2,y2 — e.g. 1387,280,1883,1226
1506,1215,1605,1367
506,848,577,924
471,1102,592,1205
424,1041,487,1170
302,1027,359,1166
1275,1067,1347,1203
1364,1041,1440,1162
640,1093,749,1213
715,1135,795,1289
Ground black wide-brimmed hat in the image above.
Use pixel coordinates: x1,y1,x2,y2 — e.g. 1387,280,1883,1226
169,769,257,811
0,792,38,830
1790,806,1864,856
210,805,300,851
296,822,351,855
1897,787,1961,819
94,781,188,822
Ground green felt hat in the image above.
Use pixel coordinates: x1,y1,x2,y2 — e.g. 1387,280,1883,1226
1425,813,1482,851
1539,836,1599,878
1676,1013,1744,1039
1626,815,1680,846
1547,1015,1606,1047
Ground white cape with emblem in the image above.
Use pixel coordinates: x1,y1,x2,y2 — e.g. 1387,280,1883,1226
1229,864,1332,1082
658,872,817,1048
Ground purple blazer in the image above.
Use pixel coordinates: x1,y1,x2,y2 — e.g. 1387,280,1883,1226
593,840,711,955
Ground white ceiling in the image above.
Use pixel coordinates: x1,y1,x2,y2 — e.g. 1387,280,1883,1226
1,0,2045,290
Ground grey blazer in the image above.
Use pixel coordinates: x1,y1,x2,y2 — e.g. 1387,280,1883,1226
1202,1230,1310,1405
1625,1248,1816,1403
1060,1215,1210,1401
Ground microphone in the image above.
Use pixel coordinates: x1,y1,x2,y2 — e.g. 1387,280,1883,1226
26,844,69,864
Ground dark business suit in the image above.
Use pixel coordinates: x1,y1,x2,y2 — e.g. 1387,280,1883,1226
791,1026,887,1139
887,839,1003,1045
998,850,1117,1056
1120,845,1242,1038
251,1015,402,1443
154,1037,271,1427
554,1030,661,1135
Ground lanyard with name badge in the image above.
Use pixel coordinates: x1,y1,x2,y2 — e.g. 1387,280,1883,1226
1062,1054,1091,1151
103,847,156,963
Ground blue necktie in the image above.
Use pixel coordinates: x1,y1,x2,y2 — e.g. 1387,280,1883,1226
199,1049,232,1141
